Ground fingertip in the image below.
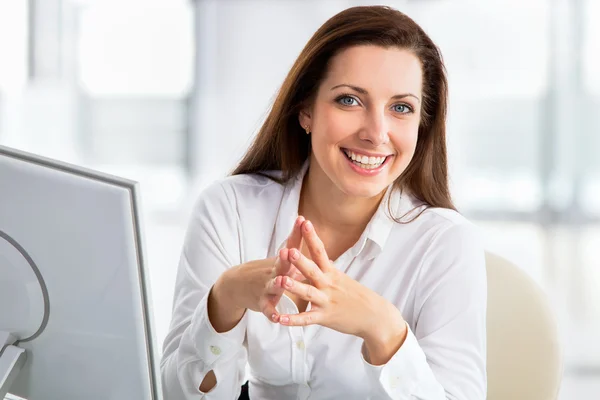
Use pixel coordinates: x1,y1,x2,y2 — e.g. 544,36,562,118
265,308,279,322
275,275,283,286
289,248,300,261
279,248,289,260
303,220,313,233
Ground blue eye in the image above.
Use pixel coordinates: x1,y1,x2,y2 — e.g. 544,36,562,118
393,104,412,114
337,95,358,106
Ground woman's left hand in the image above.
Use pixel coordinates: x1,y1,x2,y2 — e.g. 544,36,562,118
276,219,407,349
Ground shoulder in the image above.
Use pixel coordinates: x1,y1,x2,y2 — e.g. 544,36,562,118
412,207,486,280
412,205,484,257
391,195,485,270
421,207,481,239
394,193,482,243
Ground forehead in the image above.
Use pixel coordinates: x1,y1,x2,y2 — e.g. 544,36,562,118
321,45,423,97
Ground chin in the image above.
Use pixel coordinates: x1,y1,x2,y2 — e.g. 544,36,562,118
338,178,390,199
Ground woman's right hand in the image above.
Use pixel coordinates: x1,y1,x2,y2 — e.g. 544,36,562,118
208,216,306,331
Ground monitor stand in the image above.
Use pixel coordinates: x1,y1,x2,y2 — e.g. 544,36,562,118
0,332,26,399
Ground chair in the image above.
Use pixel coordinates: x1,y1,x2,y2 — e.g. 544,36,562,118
486,252,563,400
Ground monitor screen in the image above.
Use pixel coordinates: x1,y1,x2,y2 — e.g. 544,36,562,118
0,145,161,400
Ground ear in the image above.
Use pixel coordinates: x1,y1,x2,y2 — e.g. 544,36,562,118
298,109,312,132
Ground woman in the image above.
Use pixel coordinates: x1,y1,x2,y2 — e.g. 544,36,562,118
161,5,486,400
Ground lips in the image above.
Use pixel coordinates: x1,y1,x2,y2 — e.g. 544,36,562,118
340,148,393,176
341,148,393,169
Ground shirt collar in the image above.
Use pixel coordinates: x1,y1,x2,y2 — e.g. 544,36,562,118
272,161,418,260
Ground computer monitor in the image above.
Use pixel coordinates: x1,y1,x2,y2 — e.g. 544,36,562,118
0,145,162,400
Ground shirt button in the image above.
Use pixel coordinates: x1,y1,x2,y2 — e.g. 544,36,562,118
210,345,221,355
296,340,305,350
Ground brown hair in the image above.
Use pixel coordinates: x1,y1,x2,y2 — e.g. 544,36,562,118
231,5,456,219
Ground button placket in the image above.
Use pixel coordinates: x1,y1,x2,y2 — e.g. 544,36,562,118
289,325,307,384
281,294,308,385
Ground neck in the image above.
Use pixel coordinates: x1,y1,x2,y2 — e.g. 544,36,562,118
299,163,386,236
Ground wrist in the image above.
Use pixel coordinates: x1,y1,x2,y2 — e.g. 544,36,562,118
208,268,246,332
214,267,243,309
361,303,408,365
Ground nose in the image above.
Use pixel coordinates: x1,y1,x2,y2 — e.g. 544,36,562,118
358,109,390,146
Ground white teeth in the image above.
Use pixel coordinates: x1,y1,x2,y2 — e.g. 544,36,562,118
343,149,387,168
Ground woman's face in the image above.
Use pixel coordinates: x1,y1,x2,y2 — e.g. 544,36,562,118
300,45,422,199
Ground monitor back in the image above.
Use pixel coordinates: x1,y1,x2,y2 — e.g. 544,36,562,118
0,145,161,400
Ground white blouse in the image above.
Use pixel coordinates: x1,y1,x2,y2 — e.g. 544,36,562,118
160,163,487,399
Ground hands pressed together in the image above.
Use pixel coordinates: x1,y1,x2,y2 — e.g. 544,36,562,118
270,217,408,362
213,216,408,364
270,216,385,338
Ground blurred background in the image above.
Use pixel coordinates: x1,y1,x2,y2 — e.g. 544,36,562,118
0,0,598,398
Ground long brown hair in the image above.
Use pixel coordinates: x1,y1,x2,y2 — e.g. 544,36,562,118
231,5,456,217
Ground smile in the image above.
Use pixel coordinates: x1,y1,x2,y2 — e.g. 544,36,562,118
341,148,393,176
342,149,388,169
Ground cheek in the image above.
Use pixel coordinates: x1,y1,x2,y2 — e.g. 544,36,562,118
391,124,419,156
317,107,359,144
406,130,419,153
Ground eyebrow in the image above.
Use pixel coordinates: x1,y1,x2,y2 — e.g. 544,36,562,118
330,84,420,102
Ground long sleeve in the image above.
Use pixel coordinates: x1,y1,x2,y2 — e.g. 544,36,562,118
362,222,487,399
160,181,248,399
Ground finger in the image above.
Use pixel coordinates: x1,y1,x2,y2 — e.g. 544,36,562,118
261,301,280,323
274,217,305,277
266,275,286,296
301,220,331,272
286,216,305,249
263,276,285,323
289,248,326,287
279,311,322,327
285,260,306,281
281,276,328,305
273,248,291,276
289,267,306,282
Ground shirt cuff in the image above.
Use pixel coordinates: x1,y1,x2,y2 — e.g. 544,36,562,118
361,321,429,396
189,287,248,367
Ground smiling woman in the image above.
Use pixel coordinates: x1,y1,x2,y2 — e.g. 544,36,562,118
160,5,487,400
232,7,454,215
299,45,423,199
